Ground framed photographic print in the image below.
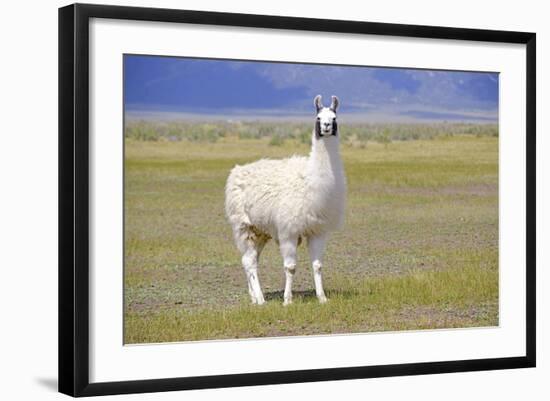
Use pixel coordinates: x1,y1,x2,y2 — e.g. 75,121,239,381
58,3,536,397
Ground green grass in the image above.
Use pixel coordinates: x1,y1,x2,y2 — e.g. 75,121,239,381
124,126,498,344
126,263,497,343
125,120,498,144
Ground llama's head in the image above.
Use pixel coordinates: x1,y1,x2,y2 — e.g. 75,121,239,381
314,95,339,139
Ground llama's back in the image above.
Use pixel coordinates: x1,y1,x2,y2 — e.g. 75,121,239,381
225,156,309,239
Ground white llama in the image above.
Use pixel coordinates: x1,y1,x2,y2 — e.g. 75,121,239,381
225,95,346,305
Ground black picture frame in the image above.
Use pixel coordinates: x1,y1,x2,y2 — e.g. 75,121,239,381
59,3,536,397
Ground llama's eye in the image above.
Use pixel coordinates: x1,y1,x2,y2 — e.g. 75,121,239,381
316,117,321,121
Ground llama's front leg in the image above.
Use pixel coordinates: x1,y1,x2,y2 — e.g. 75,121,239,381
308,234,328,303
279,236,298,306
242,247,265,305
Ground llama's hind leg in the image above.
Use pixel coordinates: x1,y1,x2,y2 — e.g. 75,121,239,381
240,235,267,305
308,234,328,304
279,235,298,306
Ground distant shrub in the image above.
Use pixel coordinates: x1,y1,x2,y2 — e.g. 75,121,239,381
268,135,285,146
298,130,311,145
125,121,160,141
167,124,183,139
124,120,499,144
374,130,391,145
259,125,274,137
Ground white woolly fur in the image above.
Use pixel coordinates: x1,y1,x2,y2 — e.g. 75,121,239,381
225,95,346,305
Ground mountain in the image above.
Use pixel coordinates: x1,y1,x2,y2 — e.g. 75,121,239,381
124,55,498,122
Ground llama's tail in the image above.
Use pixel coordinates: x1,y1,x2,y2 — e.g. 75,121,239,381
225,166,253,253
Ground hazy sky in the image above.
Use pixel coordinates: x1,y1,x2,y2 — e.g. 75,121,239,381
124,55,499,122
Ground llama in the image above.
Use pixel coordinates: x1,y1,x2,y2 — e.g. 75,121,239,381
225,95,346,305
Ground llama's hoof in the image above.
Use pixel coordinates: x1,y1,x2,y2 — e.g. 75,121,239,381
283,299,293,306
318,295,328,304
251,297,266,305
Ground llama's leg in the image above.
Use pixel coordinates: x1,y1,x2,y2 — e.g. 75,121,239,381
242,239,267,305
279,236,298,306
246,279,255,303
308,234,328,303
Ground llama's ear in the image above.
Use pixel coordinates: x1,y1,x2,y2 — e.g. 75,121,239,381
314,95,323,113
330,96,339,112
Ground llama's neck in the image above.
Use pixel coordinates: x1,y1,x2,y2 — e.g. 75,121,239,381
306,132,344,188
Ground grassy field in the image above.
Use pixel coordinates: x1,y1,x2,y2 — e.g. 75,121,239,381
124,122,498,344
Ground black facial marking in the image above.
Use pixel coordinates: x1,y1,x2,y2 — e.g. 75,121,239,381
315,119,322,138
332,119,338,136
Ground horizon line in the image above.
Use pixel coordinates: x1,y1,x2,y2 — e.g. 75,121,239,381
125,108,498,125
